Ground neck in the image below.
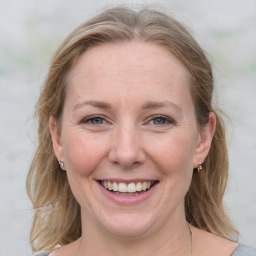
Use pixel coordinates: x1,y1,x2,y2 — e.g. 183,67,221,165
77,213,192,256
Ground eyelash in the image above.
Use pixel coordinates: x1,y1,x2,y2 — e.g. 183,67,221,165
81,115,108,125
147,115,175,126
80,114,175,127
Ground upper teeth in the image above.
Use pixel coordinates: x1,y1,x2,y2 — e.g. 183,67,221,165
101,181,153,193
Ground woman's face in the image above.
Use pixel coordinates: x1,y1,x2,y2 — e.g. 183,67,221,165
50,42,214,238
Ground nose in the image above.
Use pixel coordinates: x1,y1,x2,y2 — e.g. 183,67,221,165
108,124,146,169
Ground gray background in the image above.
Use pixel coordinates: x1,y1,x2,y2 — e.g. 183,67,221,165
0,0,255,255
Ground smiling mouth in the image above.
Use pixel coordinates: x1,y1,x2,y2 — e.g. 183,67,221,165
99,180,157,196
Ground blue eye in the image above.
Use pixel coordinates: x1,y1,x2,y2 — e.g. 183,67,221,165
81,115,106,125
152,117,167,125
149,115,174,126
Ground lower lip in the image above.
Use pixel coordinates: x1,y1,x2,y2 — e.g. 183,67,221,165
98,182,158,205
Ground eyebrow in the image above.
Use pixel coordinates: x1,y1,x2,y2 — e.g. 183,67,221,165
73,100,112,111
73,100,182,112
142,101,182,112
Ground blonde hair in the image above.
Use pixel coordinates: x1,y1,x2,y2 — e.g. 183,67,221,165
27,6,238,252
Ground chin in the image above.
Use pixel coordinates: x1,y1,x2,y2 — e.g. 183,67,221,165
96,212,156,238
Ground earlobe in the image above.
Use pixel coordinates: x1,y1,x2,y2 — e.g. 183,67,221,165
49,115,63,163
193,112,216,168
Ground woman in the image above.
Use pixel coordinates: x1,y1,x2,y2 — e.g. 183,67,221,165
27,6,256,256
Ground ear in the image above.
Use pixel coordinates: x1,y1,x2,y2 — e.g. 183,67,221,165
193,112,216,168
49,115,64,168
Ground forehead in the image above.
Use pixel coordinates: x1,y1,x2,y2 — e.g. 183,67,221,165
66,42,192,107
70,41,190,79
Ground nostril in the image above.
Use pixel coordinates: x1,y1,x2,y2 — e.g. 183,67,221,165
108,146,146,169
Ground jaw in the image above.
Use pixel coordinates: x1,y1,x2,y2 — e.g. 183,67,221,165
79,177,186,239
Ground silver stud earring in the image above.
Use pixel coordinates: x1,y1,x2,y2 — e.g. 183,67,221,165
59,160,64,168
197,163,203,172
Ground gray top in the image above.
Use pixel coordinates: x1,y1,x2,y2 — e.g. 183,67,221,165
231,244,256,256
36,244,256,256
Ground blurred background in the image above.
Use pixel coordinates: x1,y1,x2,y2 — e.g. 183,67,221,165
0,0,255,255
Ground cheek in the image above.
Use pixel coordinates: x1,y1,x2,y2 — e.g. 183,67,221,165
61,131,110,208
62,130,108,176
147,132,196,177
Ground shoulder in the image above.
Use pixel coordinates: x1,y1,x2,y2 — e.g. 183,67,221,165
35,251,59,256
232,244,256,256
